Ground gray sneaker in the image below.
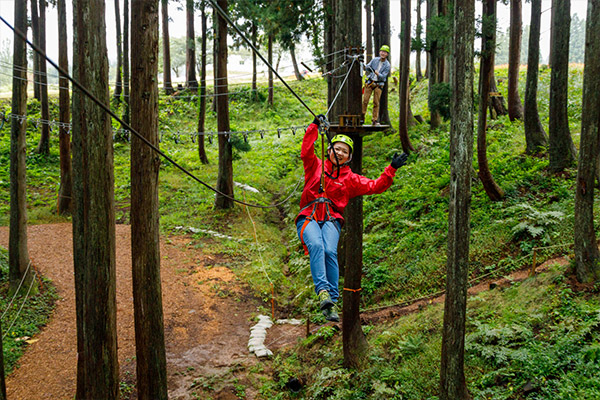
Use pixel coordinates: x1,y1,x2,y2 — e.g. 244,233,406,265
318,290,334,310
323,305,340,322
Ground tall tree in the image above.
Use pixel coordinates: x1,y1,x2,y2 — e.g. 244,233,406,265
267,34,274,106
372,0,390,125
57,0,72,215
440,0,474,396
161,0,174,95
30,0,41,100
365,0,373,61
507,0,524,120
548,0,576,172
399,0,416,152
574,0,600,284
426,0,446,128
197,0,209,164
123,0,131,126
415,0,424,81
10,0,32,294
214,0,234,209
477,0,504,201
251,22,258,93
324,0,335,106
186,0,198,93
113,0,123,102
72,0,119,396
35,0,50,155
523,0,548,154
131,1,168,397
290,45,304,81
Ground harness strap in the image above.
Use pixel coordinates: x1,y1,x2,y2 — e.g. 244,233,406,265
298,197,338,255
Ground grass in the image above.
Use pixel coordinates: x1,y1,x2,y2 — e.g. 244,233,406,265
1,63,598,396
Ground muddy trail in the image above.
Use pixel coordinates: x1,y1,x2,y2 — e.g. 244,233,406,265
0,223,569,399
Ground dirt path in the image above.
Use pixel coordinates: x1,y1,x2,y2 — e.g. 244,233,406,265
0,223,261,399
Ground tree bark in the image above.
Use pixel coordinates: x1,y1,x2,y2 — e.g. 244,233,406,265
72,0,119,397
35,0,50,155
9,0,32,294
0,323,5,399
215,0,234,209
113,0,123,102
268,34,274,106
131,1,168,397
290,45,304,81
57,0,72,215
574,0,600,283
489,73,508,118
186,0,198,93
427,0,442,128
251,22,257,93
548,0,576,172
324,0,335,106
440,0,474,397
198,1,209,164
415,0,423,81
161,0,174,95
523,0,548,154
365,0,373,62
507,0,524,120
30,0,41,100
373,0,390,125
477,0,504,201
399,0,416,153
123,0,131,127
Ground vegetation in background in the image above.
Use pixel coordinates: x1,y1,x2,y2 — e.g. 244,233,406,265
1,65,597,396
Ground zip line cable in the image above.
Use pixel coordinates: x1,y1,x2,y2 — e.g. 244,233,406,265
207,0,317,119
0,261,31,320
0,15,303,210
2,270,37,340
326,56,358,119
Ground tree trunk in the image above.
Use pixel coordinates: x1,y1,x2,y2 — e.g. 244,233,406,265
268,34,274,106
35,0,50,155
333,0,368,370
186,0,198,93
477,0,504,201
324,0,335,106
373,0,390,125
574,0,600,283
427,0,442,128
0,323,5,399
131,1,168,397
251,22,257,94
415,0,423,81
523,0,548,154
113,0,123,102
489,73,507,117
161,0,174,95
214,0,234,209
57,0,72,215
290,45,304,81
9,0,33,294
198,1,209,164
549,5,556,67
123,0,131,127
365,0,373,62
507,0,524,120
72,0,119,397
30,0,41,100
212,8,217,112
440,0,474,397
548,0,576,172
399,0,416,153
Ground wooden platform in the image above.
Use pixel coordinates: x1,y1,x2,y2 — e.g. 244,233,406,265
328,124,391,136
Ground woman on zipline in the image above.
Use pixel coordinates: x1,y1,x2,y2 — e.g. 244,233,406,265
296,115,408,322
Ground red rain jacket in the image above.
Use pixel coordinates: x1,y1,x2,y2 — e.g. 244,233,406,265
296,123,397,224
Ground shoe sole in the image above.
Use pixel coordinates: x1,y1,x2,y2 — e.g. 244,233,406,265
319,299,334,310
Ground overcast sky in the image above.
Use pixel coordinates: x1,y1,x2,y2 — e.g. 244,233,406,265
0,0,590,75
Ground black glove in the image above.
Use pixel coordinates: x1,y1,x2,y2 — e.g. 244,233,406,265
313,114,326,126
391,152,408,169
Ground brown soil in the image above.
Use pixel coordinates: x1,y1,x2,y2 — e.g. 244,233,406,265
0,223,262,400
0,223,573,399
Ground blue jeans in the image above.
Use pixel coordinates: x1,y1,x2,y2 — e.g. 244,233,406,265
296,217,341,302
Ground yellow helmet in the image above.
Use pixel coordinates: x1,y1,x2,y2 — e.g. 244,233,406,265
380,45,390,53
330,134,354,153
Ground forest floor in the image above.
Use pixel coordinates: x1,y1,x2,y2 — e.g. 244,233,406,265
0,223,570,399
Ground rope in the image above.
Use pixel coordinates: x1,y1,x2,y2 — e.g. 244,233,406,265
207,0,316,119
0,261,32,320
2,270,38,340
0,15,300,210
326,56,358,119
